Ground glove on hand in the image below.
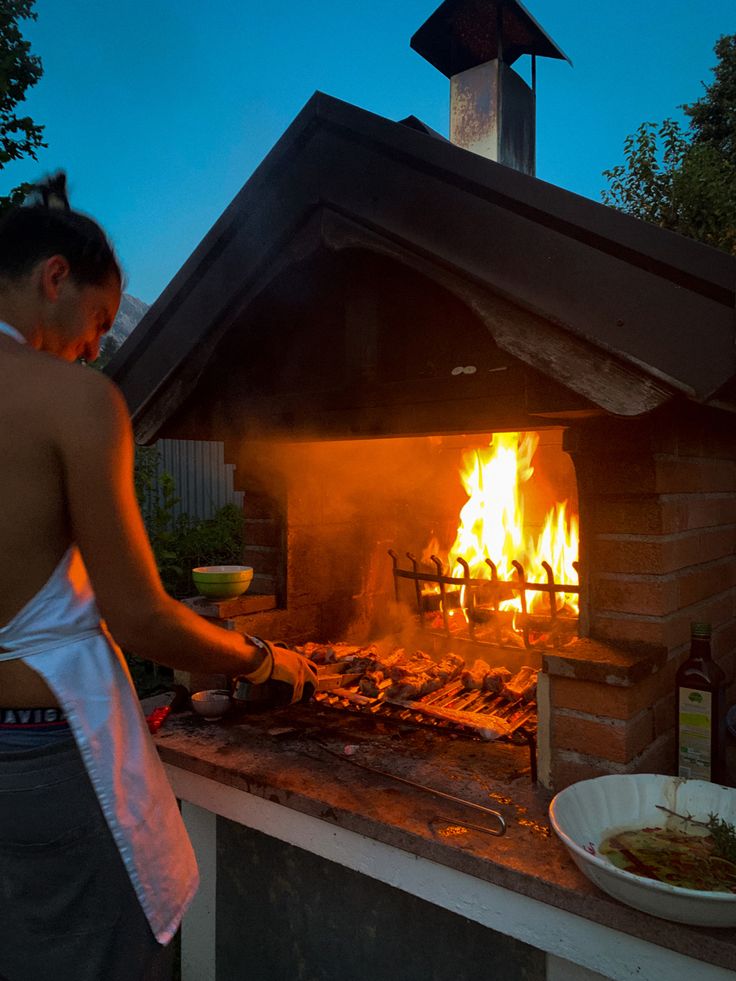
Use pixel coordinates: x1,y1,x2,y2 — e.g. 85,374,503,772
243,637,318,704
270,643,319,703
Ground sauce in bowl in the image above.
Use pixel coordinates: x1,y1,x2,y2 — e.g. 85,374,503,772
600,826,736,892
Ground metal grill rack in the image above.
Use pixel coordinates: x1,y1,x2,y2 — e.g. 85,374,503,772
313,678,538,779
389,549,579,650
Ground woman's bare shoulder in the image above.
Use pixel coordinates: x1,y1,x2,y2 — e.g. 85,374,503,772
0,349,124,450
18,352,127,430
60,362,125,413
10,344,111,387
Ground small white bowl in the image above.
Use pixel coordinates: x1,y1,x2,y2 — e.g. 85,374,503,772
549,773,736,926
191,689,231,721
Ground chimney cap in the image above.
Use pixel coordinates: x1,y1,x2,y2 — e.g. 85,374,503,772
411,0,572,78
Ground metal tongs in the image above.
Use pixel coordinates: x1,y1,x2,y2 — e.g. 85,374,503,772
318,744,506,837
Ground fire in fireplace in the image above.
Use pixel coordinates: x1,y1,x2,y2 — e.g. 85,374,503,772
210,426,580,781
391,429,579,652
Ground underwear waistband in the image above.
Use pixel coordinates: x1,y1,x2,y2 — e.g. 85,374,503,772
0,707,68,729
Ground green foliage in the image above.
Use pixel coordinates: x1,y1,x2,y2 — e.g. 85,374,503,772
170,503,246,583
134,445,246,598
90,333,121,370
684,35,736,166
674,142,736,252
128,446,246,695
602,119,689,228
602,34,736,255
84,334,120,372
0,1,45,211
135,446,184,593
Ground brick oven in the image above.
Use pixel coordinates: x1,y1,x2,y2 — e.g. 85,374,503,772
109,16,736,793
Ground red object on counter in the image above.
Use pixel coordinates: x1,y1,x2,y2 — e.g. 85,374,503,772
146,705,172,734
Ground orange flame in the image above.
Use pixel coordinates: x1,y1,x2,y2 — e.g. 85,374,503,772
447,432,579,618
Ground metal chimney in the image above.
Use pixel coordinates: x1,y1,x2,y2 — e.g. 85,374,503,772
411,0,571,175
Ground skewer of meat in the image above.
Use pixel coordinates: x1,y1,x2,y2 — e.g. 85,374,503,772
360,648,415,697
503,666,538,702
359,670,391,697
390,670,444,700
484,666,512,694
433,653,465,684
385,649,434,681
333,644,379,675
296,642,378,674
461,659,491,691
388,652,464,699
384,698,515,741
296,642,364,665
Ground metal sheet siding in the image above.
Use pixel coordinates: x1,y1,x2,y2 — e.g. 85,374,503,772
156,439,243,520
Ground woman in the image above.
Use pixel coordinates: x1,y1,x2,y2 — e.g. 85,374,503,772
0,175,317,981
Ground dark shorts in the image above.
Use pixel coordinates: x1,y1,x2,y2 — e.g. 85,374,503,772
0,737,174,981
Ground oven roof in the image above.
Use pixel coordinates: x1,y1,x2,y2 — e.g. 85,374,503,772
108,92,736,440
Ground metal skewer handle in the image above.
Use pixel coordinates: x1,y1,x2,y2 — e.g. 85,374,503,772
319,745,506,836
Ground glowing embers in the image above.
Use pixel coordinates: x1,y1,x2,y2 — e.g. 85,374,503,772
390,432,579,650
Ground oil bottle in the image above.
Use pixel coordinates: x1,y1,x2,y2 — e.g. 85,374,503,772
675,622,727,784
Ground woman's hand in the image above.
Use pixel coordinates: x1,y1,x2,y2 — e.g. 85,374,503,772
268,643,318,703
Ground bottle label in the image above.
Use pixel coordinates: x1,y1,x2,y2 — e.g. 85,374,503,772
678,687,712,780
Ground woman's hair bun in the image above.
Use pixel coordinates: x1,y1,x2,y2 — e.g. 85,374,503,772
24,171,70,211
0,171,121,287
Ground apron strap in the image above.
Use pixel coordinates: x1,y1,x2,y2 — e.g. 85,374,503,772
0,321,26,344
0,627,103,660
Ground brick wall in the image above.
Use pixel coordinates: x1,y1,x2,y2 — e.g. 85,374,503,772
229,436,477,644
545,404,736,789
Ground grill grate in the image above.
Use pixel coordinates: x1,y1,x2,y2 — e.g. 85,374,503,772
389,549,579,650
313,677,536,742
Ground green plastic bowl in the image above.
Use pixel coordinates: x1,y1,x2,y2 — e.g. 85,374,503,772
192,565,254,599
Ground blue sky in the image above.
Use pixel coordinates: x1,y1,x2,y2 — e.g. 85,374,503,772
3,1,734,303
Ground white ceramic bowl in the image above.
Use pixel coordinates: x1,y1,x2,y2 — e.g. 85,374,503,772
549,773,736,926
190,689,231,721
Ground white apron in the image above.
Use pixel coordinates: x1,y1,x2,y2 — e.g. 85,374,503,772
0,321,198,943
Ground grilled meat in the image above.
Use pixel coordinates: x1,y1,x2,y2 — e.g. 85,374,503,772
302,640,536,706
297,642,378,674
461,659,491,691
385,649,433,681
387,651,463,700
433,653,464,683
359,670,385,697
296,642,364,665
333,645,379,675
503,666,538,702
357,648,437,700
484,666,512,694
391,670,444,700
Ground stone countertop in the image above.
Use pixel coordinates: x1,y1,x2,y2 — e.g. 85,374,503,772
155,702,736,973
